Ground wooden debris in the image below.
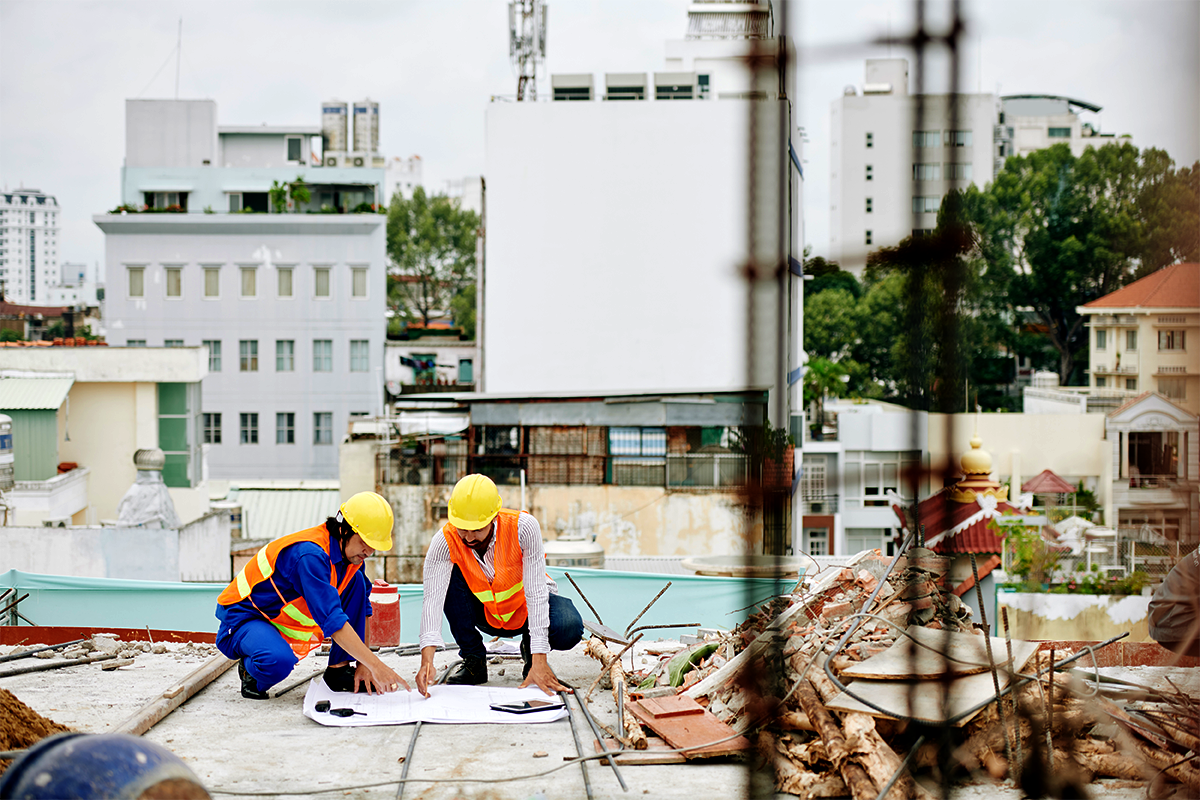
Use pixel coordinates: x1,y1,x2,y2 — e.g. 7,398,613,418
628,695,749,759
794,679,878,800
594,736,686,765
585,637,648,750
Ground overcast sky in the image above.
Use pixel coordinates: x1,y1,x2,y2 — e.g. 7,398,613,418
2,0,1197,273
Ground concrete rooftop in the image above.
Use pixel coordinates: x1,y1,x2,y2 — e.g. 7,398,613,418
0,637,1164,800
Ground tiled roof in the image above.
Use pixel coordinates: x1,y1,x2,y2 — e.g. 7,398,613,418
910,488,1020,555
1021,469,1076,494
1081,262,1199,309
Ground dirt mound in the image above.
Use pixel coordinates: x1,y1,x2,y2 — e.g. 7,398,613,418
0,688,72,775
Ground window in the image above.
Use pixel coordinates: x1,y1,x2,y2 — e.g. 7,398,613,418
165,267,182,297
276,412,295,444
314,412,333,445
1126,330,1138,351
350,340,369,372
286,136,302,163
228,193,242,213
240,413,259,444
239,340,258,371
240,267,256,298
127,339,146,347
912,196,940,213
1096,376,1107,388
944,162,972,180
697,74,710,98
912,228,935,237
314,267,331,298
865,165,873,181
204,340,221,371
865,132,874,148
203,413,222,444
144,191,187,210
913,163,940,181
803,528,829,556
277,268,293,298
1158,377,1186,400
1158,330,1186,351
912,130,940,148
609,427,667,456
863,462,899,506
944,130,972,147
164,339,183,347
1096,329,1107,350
1048,127,1071,138
458,358,474,384
865,230,873,245
351,267,368,298
276,340,295,371
865,198,873,213
128,266,145,297
313,339,332,372
204,267,220,298
228,192,268,213
1125,378,1137,391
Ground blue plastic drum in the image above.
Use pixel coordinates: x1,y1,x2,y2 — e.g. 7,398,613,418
0,732,209,799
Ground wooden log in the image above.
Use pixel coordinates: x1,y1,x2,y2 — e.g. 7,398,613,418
794,679,878,800
112,655,234,737
1054,748,1149,782
806,654,936,800
585,637,648,750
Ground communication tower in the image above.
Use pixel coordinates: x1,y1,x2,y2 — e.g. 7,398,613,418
508,0,547,101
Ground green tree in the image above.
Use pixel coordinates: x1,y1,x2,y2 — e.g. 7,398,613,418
803,357,848,439
0,328,24,342
386,187,480,329
449,283,477,340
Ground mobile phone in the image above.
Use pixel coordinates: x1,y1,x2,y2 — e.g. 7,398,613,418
489,700,565,714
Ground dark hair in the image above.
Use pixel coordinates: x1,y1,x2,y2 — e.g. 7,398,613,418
326,514,354,543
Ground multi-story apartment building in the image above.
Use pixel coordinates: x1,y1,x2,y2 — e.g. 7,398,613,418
998,95,1133,162
0,188,61,305
830,59,996,275
46,261,102,307
96,99,387,480
1079,262,1199,416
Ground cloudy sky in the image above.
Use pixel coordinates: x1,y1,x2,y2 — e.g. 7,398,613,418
1,0,1197,273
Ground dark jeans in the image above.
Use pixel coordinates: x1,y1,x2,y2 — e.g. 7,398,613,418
444,565,583,660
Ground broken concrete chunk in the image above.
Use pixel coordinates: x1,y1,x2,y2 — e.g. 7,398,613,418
152,644,168,654
101,658,136,670
91,635,120,654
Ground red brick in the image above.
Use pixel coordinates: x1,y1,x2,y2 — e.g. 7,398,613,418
821,601,854,622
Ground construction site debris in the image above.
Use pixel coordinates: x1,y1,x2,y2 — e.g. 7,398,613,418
0,689,71,776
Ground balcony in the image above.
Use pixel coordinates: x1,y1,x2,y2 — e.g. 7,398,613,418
7,466,90,526
398,381,475,395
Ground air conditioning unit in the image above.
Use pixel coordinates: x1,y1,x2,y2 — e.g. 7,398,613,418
325,156,338,167
353,156,365,167
43,516,70,528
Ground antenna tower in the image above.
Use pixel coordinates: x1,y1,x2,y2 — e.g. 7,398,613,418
508,0,547,101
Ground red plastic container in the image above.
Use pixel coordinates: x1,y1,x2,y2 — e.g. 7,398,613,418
369,579,401,647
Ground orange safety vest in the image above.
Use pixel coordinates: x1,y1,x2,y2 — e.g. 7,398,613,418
217,525,360,658
443,508,528,630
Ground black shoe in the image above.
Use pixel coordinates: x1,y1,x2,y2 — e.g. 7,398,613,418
521,634,532,679
445,656,488,685
238,659,270,700
323,663,362,693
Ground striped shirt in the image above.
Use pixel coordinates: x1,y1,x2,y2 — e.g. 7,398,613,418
419,511,559,653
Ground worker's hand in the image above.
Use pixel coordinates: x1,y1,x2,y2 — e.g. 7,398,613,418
357,660,410,695
519,653,566,696
415,661,436,698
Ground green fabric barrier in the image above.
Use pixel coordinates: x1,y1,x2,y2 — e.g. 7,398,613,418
1,567,799,643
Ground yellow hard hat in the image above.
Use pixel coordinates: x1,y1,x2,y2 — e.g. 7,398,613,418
339,491,394,551
448,474,502,531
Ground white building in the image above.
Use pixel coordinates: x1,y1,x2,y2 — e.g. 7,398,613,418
999,95,1133,161
96,99,387,481
0,188,61,305
46,261,102,308
484,0,801,414
830,59,997,275
384,156,424,205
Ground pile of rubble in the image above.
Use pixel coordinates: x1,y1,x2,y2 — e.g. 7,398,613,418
584,549,1200,798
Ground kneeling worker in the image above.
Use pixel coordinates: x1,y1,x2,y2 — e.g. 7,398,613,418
216,491,411,698
416,474,583,696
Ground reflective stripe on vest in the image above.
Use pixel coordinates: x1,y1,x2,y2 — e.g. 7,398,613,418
443,509,528,630
217,524,359,658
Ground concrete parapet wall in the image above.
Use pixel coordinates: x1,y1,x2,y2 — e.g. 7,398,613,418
998,591,1151,642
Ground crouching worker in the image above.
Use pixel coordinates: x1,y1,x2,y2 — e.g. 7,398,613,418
215,491,411,699
416,474,583,696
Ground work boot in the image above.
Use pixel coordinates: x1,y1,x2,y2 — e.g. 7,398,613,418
521,634,533,680
445,656,488,685
238,659,270,700
323,663,363,693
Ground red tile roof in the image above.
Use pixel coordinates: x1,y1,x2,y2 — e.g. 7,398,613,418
900,488,1024,555
1021,469,1076,494
1081,262,1199,309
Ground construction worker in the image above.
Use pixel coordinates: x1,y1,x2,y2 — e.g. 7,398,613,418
1148,547,1200,658
215,491,411,699
415,474,583,696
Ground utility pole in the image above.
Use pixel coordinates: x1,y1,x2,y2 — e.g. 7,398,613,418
508,1,546,101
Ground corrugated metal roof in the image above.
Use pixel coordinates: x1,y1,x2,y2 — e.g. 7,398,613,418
229,489,343,542
0,376,74,410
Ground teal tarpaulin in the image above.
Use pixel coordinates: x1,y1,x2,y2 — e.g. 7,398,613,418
2,567,799,643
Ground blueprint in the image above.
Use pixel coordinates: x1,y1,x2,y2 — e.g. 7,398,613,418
302,678,568,726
